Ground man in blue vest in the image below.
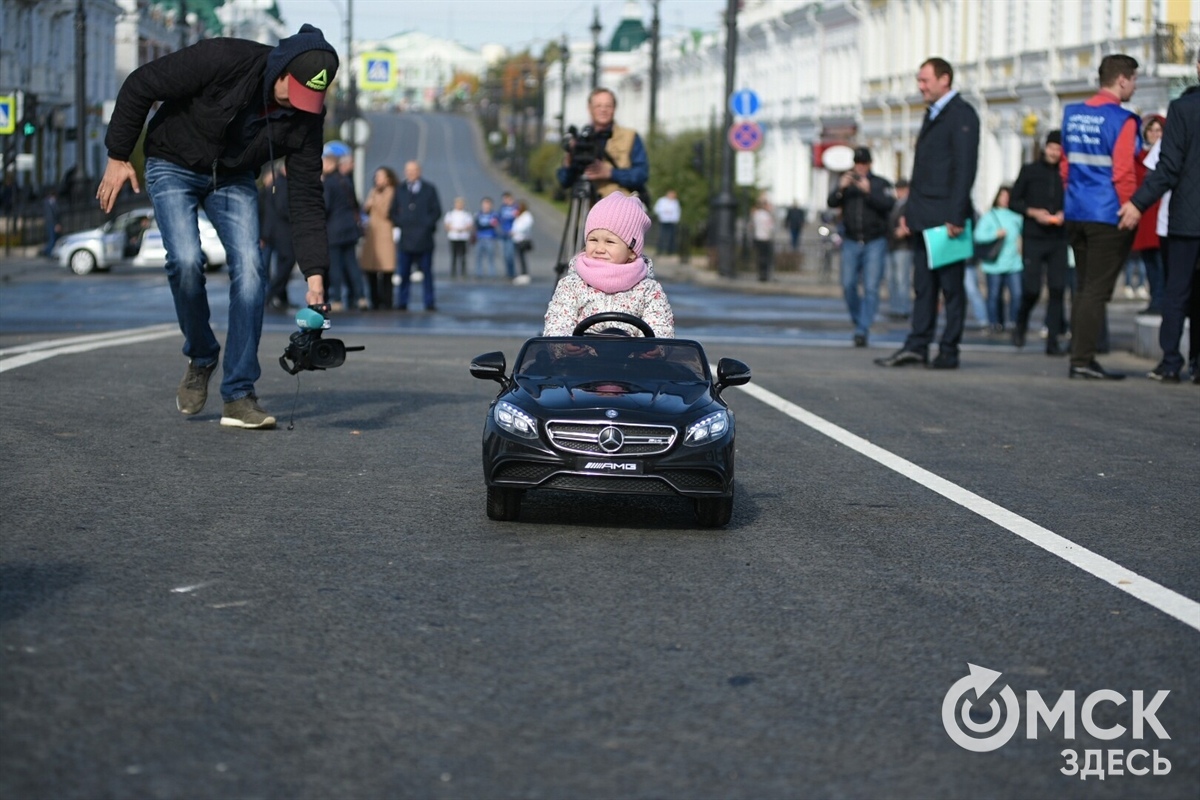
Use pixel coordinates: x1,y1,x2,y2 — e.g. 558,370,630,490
1061,54,1141,379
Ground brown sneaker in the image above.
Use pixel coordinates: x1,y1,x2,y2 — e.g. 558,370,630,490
219,395,276,429
177,360,217,415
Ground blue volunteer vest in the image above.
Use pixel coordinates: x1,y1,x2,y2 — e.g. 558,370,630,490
1062,101,1140,224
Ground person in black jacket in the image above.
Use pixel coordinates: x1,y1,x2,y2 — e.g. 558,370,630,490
828,146,895,347
389,161,443,311
322,142,366,311
1008,129,1069,354
1120,54,1200,383
97,25,338,430
876,57,980,370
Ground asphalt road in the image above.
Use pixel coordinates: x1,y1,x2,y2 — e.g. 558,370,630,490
1,112,1197,800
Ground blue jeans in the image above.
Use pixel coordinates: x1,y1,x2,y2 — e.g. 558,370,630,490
396,248,436,309
963,264,988,324
502,237,516,279
887,247,913,316
144,157,264,403
840,237,888,336
986,272,1022,326
476,238,497,277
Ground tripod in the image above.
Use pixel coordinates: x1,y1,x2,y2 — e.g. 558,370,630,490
554,178,595,281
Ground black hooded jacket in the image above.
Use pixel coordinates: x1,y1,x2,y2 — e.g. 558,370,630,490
105,26,336,278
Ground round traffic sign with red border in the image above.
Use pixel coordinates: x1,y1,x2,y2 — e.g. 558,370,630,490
728,121,764,152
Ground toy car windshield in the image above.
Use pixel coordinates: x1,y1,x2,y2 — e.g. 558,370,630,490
515,339,710,383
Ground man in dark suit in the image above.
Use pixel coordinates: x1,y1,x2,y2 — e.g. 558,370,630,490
876,57,980,370
1119,50,1200,384
389,160,443,311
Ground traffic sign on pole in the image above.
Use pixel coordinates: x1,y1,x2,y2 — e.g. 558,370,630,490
735,151,756,187
728,120,764,152
0,97,14,135
729,88,761,118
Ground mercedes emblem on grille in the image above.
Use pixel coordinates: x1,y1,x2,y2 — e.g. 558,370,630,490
598,426,624,453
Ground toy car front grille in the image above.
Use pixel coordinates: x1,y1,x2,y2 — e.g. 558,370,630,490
542,475,674,494
546,421,677,455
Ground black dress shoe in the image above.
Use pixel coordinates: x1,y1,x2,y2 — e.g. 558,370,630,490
874,349,927,367
1011,326,1027,348
1045,340,1066,356
1147,367,1181,384
930,353,959,370
1069,361,1126,380
853,333,867,348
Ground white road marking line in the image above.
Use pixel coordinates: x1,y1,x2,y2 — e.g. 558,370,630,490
0,326,179,373
734,381,1200,633
0,324,176,355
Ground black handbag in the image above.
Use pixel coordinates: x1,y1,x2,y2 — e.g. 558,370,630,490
972,211,1002,262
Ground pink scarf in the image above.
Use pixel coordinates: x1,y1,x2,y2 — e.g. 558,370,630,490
573,254,647,294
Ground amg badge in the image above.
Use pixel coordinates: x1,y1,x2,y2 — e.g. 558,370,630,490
582,461,640,471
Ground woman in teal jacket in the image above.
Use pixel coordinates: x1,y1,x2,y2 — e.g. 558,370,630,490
974,185,1024,332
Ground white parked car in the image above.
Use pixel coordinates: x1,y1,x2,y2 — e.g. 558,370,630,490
132,214,226,271
54,208,154,275
54,207,226,274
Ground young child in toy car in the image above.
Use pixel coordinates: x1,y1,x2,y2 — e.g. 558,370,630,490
543,192,675,339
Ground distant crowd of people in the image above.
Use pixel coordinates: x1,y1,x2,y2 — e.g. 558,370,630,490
818,52,1199,384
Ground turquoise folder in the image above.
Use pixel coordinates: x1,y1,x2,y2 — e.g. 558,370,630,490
922,220,974,269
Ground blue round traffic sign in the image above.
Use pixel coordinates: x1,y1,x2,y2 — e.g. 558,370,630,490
729,89,761,118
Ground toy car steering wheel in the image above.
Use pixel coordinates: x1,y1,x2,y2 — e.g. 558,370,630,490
572,312,656,338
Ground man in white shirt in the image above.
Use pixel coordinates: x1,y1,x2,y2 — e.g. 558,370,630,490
653,189,682,255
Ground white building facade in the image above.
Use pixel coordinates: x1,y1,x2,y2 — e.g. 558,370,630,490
547,0,1200,214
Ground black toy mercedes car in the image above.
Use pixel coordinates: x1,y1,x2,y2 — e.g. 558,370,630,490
470,313,751,527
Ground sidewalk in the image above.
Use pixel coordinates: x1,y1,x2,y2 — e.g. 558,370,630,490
650,250,844,300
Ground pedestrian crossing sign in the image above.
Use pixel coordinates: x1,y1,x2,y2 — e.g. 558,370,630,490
360,52,397,91
0,96,15,135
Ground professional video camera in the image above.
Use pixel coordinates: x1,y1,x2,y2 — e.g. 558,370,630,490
563,124,606,169
279,306,364,375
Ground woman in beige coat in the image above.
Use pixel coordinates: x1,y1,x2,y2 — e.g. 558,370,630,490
361,166,398,309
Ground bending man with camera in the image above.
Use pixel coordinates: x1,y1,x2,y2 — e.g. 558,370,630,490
557,88,649,199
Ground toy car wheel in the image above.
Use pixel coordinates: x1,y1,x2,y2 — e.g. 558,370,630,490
68,249,97,275
486,486,523,521
694,495,733,528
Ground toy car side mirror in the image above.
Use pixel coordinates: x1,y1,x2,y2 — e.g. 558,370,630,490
715,358,751,392
470,351,509,387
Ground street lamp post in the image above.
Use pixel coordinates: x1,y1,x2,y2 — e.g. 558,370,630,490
712,0,739,278
590,7,602,90
649,0,660,140
558,34,569,140
73,0,87,208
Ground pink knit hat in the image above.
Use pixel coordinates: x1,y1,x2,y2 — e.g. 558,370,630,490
585,192,651,258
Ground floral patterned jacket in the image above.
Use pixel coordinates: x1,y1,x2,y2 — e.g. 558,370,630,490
542,256,675,338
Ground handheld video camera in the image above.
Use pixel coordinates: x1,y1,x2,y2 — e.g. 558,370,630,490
563,125,606,169
279,306,364,375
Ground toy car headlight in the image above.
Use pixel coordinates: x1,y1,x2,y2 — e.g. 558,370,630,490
494,401,538,439
684,410,729,445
